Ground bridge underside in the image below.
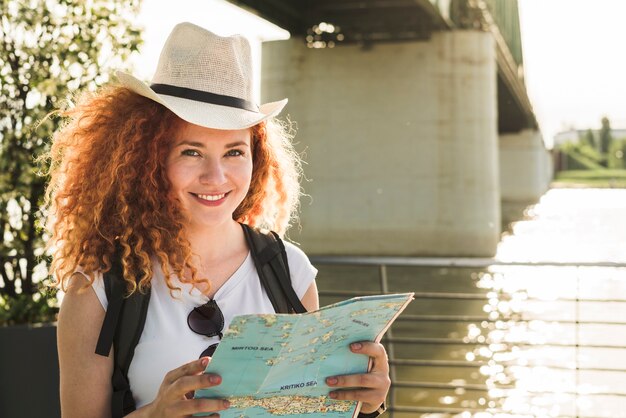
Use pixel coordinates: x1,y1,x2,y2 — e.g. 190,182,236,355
229,0,449,43
228,0,550,256
229,0,536,133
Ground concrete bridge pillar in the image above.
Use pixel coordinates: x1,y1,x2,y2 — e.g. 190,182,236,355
262,31,500,256
499,130,554,223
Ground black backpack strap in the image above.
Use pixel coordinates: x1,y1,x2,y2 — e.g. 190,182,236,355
95,258,125,357
95,255,151,418
241,223,307,314
266,231,307,313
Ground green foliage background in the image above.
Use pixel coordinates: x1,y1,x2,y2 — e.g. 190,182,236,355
555,117,626,184
0,0,143,325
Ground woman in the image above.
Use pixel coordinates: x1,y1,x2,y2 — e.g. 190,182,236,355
48,22,390,417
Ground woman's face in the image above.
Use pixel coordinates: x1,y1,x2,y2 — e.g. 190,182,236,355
166,121,253,230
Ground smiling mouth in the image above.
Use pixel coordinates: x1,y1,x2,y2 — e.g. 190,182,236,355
192,192,228,202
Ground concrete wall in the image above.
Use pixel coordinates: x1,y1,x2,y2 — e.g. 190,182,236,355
500,129,553,201
262,31,500,256
499,129,554,224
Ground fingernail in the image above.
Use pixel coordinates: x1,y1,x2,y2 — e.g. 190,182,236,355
329,391,338,399
209,375,221,384
223,400,231,408
351,342,362,350
326,377,338,386
201,357,209,367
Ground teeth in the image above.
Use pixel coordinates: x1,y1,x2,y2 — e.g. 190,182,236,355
197,193,225,201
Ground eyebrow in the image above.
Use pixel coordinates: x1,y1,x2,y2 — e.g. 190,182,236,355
224,141,250,148
176,140,204,148
175,140,250,148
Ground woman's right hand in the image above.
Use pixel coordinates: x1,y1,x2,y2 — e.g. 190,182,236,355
143,357,230,418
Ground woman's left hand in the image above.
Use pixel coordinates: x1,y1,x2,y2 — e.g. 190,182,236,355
325,341,391,414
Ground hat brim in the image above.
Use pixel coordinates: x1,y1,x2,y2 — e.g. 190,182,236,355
116,71,287,130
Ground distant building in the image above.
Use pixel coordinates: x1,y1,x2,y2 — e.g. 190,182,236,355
554,128,626,146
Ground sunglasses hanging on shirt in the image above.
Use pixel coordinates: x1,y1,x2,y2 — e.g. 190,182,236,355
187,299,224,358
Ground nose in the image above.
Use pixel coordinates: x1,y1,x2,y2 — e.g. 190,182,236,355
199,158,226,185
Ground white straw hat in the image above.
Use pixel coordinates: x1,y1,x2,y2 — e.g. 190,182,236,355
116,22,287,130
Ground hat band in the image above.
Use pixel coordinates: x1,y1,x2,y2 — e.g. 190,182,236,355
151,83,259,112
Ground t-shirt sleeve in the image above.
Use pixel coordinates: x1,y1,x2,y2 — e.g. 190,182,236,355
283,241,318,299
70,269,108,310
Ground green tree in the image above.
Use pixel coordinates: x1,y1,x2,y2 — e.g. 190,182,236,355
581,128,596,150
608,137,626,169
599,116,613,158
0,0,143,324
557,141,604,171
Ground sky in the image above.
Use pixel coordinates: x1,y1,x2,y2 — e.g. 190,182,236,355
132,0,626,148
518,0,626,146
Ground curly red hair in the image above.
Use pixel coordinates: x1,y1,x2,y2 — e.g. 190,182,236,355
44,86,301,293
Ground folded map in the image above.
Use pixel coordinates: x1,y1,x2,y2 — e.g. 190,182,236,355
195,292,414,418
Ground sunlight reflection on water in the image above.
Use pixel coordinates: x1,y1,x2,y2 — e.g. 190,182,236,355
315,189,626,418
497,189,626,263
473,189,626,418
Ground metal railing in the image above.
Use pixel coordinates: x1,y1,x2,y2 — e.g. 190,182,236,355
311,256,626,418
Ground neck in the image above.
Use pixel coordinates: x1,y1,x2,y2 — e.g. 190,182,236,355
186,220,245,263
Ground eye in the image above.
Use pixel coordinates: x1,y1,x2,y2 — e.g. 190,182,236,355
181,149,201,157
225,149,244,157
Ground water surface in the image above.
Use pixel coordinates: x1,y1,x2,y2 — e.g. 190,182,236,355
315,188,626,418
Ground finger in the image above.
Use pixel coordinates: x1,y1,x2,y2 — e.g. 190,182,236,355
349,342,389,372
166,398,230,415
350,342,387,359
326,372,389,389
163,357,210,386
328,388,383,403
170,373,222,398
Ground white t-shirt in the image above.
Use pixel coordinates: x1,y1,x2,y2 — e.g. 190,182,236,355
84,241,317,408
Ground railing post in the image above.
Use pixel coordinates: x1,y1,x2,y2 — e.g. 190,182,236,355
575,267,580,418
379,264,396,417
